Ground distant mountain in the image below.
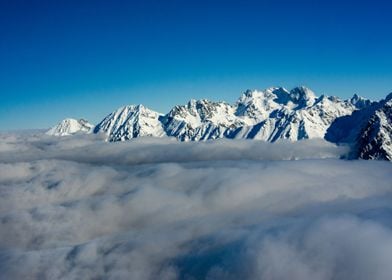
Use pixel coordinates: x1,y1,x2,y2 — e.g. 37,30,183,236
46,118,93,136
47,86,392,161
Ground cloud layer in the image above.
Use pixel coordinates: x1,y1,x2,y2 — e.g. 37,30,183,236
0,133,391,280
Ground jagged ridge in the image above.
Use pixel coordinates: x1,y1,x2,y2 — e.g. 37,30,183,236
46,86,392,161
92,86,367,142
326,93,392,160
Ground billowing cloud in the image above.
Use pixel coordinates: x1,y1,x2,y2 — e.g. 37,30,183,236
0,132,391,279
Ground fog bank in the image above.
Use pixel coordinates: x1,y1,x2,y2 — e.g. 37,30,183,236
0,133,391,279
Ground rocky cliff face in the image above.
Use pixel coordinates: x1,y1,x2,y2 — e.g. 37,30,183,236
326,93,392,160
356,99,392,160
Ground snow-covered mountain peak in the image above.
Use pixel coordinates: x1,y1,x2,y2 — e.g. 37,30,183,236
46,118,94,136
238,86,316,107
115,104,149,114
287,86,317,109
93,104,165,141
167,98,238,127
232,87,364,142
235,86,317,124
349,93,373,109
350,93,360,102
236,88,285,123
238,87,288,102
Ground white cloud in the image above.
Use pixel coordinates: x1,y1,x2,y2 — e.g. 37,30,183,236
0,133,391,279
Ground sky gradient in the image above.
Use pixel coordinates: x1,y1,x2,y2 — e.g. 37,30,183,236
1,0,392,130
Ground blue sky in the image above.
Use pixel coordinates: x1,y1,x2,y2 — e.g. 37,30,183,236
1,0,392,130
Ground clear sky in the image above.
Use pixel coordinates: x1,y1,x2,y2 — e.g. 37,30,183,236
1,0,392,130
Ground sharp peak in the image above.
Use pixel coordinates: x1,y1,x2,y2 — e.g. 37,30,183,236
352,93,360,99
290,85,312,91
289,86,316,94
186,98,226,106
350,93,370,100
265,86,288,91
244,86,287,92
289,86,317,98
241,87,288,98
127,104,145,108
60,118,89,123
188,98,210,103
243,86,315,95
385,92,392,102
61,117,77,122
117,104,148,111
112,104,162,116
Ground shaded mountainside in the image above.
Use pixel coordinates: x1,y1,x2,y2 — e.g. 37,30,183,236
358,100,392,160
326,93,392,160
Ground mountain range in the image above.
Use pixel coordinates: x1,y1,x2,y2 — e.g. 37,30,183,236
46,86,392,161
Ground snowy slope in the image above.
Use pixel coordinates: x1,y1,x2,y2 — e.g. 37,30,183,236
235,87,290,124
46,118,94,136
87,86,372,142
93,105,165,141
161,86,361,141
161,99,246,141
229,88,359,141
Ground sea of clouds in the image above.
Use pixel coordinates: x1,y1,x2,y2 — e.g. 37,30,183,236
0,132,391,280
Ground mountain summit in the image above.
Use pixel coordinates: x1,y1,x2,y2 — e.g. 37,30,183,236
93,104,165,141
46,118,93,136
